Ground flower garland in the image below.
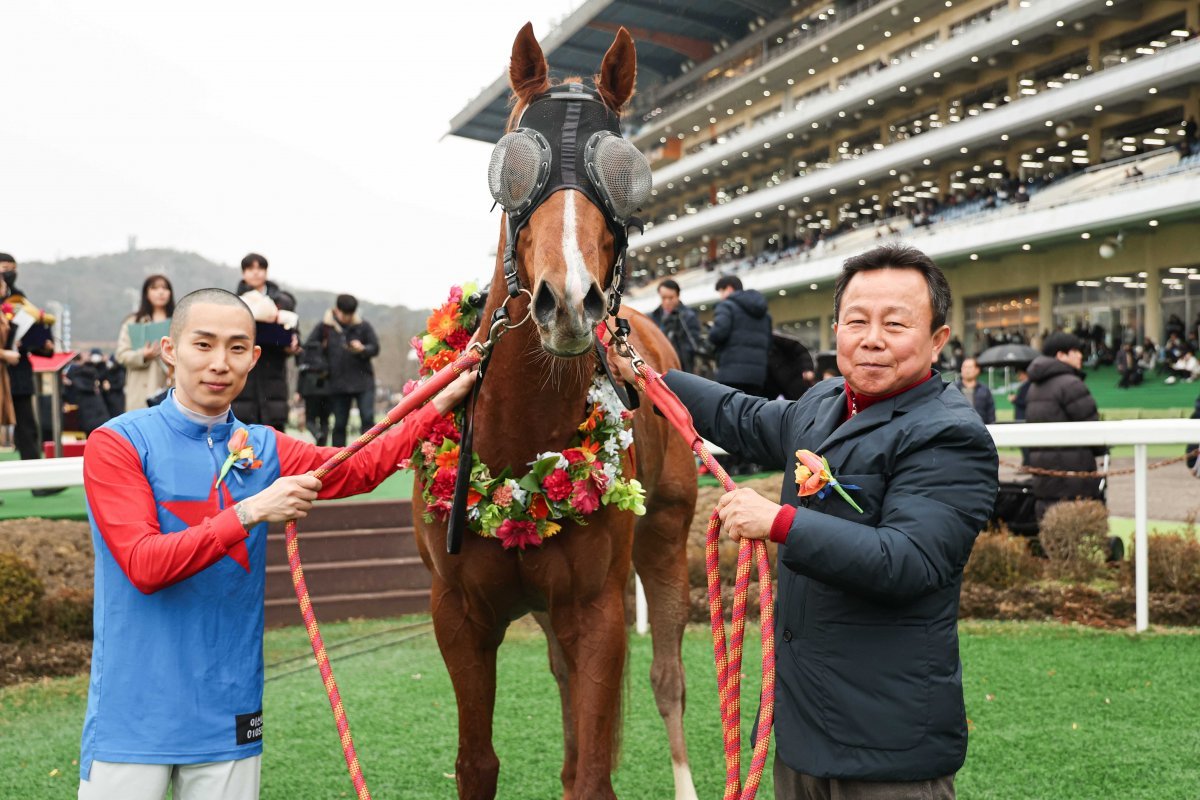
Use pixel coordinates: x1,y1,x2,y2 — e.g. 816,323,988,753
403,284,645,550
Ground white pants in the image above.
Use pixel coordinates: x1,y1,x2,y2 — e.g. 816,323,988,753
78,756,261,800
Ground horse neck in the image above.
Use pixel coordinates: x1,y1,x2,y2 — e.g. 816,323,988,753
472,266,597,469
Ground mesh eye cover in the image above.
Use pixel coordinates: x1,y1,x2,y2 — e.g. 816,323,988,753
585,131,652,223
488,128,551,214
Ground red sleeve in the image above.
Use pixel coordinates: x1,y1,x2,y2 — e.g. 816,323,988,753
275,401,443,499
84,427,248,595
769,504,796,544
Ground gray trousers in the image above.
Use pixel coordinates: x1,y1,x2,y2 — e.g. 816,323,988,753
774,754,955,800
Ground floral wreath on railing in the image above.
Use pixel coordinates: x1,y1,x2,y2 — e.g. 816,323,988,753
402,284,646,550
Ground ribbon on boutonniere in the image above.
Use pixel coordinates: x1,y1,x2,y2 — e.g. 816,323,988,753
794,449,864,513
215,428,263,489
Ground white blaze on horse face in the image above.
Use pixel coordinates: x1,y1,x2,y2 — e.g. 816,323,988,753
559,192,591,311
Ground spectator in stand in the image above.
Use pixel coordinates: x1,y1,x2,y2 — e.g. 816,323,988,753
318,294,380,448
1025,332,1105,521
649,279,704,374
709,275,772,397
75,349,113,435
103,353,126,418
1,253,61,496
76,288,477,800
1138,337,1158,374
116,274,175,410
1165,346,1200,384
954,357,996,424
234,253,299,430
1162,332,1185,368
297,326,332,446
1115,342,1143,388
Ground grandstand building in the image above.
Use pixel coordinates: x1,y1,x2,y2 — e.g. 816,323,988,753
450,0,1200,356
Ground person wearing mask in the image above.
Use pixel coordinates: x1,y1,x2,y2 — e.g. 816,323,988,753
76,349,114,435
115,274,175,410
1025,332,1105,521
0,253,60,496
316,294,381,447
610,243,997,799
649,279,704,374
708,275,772,396
953,357,996,424
233,253,299,430
77,289,476,800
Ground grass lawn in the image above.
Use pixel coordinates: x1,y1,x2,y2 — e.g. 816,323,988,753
987,364,1197,419
3,619,1197,799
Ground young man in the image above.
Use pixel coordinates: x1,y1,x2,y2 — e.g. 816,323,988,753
78,289,474,800
316,293,381,447
614,244,997,799
233,253,298,430
649,279,704,374
708,274,772,396
954,356,996,424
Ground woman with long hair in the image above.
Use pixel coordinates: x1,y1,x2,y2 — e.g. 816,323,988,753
115,274,175,411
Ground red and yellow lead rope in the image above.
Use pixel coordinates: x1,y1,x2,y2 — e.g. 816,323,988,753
283,351,480,800
634,367,776,800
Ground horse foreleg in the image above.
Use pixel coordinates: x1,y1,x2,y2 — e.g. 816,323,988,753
534,611,579,797
431,579,505,800
549,581,627,800
633,504,698,800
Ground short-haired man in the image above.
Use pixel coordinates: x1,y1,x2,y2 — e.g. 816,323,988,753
649,279,704,374
614,244,997,798
710,274,772,396
233,253,298,430
78,289,474,799
954,356,996,424
316,293,381,447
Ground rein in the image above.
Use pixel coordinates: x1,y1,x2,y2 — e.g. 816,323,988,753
604,324,776,800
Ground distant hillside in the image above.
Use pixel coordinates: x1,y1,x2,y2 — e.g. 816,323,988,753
16,248,433,395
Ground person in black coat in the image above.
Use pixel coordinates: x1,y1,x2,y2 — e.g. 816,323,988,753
648,279,704,374
297,324,332,446
1025,332,1105,520
709,275,772,396
1,255,57,471
232,253,298,430
316,294,380,447
613,244,997,796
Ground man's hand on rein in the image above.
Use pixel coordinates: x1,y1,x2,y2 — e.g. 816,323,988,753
605,343,640,385
433,367,478,414
715,488,781,542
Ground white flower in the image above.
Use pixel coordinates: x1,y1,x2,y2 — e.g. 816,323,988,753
509,480,528,506
535,451,570,470
617,429,634,450
602,462,618,484
602,437,619,457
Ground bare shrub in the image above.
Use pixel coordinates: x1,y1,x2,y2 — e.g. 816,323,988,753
1128,534,1200,595
0,553,45,641
1037,499,1109,581
964,526,1041,589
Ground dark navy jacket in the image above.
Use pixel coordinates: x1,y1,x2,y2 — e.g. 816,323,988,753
663,371,998,780
708,289,772,389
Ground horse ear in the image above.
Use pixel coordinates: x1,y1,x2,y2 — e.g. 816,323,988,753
595,27,636,112
509,22,550,106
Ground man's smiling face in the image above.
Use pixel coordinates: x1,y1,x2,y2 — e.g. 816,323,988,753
163,302,260,416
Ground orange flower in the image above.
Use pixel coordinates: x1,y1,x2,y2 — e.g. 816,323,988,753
793,449,829,497
424,349,456,372
435,446,460,471
228,428,249,454
427,303,461,341
528,493,550,520
467,488,482,507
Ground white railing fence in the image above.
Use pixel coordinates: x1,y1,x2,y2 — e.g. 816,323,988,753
5,419,1198,633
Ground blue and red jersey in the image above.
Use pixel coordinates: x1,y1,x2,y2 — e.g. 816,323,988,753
79,393,437,778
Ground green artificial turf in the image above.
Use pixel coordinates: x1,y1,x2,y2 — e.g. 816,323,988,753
3,619,1197,799
986,364,1198,418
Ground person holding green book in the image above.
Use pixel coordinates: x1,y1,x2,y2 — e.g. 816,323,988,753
116,274,175,410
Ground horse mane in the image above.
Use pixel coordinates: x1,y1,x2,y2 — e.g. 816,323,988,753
505,75,584,133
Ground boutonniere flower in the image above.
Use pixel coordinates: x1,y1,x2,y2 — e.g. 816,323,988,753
794,449,864,513
215,428,262,489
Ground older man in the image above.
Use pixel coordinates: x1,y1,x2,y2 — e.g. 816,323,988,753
78,289,475,800
617,244,997,799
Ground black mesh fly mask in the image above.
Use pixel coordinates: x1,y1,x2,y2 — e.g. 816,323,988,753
488,83,650,316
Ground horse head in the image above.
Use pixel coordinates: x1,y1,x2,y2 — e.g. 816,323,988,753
489,23,647,357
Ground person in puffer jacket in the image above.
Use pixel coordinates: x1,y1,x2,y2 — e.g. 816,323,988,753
1025,331,1105,520
709,275,772,396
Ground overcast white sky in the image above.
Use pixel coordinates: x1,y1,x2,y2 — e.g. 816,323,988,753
2,0,577,310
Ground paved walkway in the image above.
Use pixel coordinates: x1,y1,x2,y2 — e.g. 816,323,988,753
999,455,1199,522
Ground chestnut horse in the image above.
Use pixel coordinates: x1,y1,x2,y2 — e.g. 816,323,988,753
413,23,698,800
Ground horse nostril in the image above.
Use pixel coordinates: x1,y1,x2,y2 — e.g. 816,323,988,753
533,282,558,327
583,283,605,322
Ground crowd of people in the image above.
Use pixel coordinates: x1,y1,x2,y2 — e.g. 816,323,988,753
0,251,385,499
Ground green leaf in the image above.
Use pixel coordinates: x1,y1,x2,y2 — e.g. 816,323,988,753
531,455,561,481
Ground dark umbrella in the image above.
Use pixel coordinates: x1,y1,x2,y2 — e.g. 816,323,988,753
975,343,1039,369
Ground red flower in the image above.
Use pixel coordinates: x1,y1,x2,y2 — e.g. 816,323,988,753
402,379,418,397
562,448,587,466
494,519,542,550
569,478,600,515
528,493,550,520
430,468,457,500
542,468,572,502
467,488,482,507
446,327,472,352
491,484,514,508
428,414,461,445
